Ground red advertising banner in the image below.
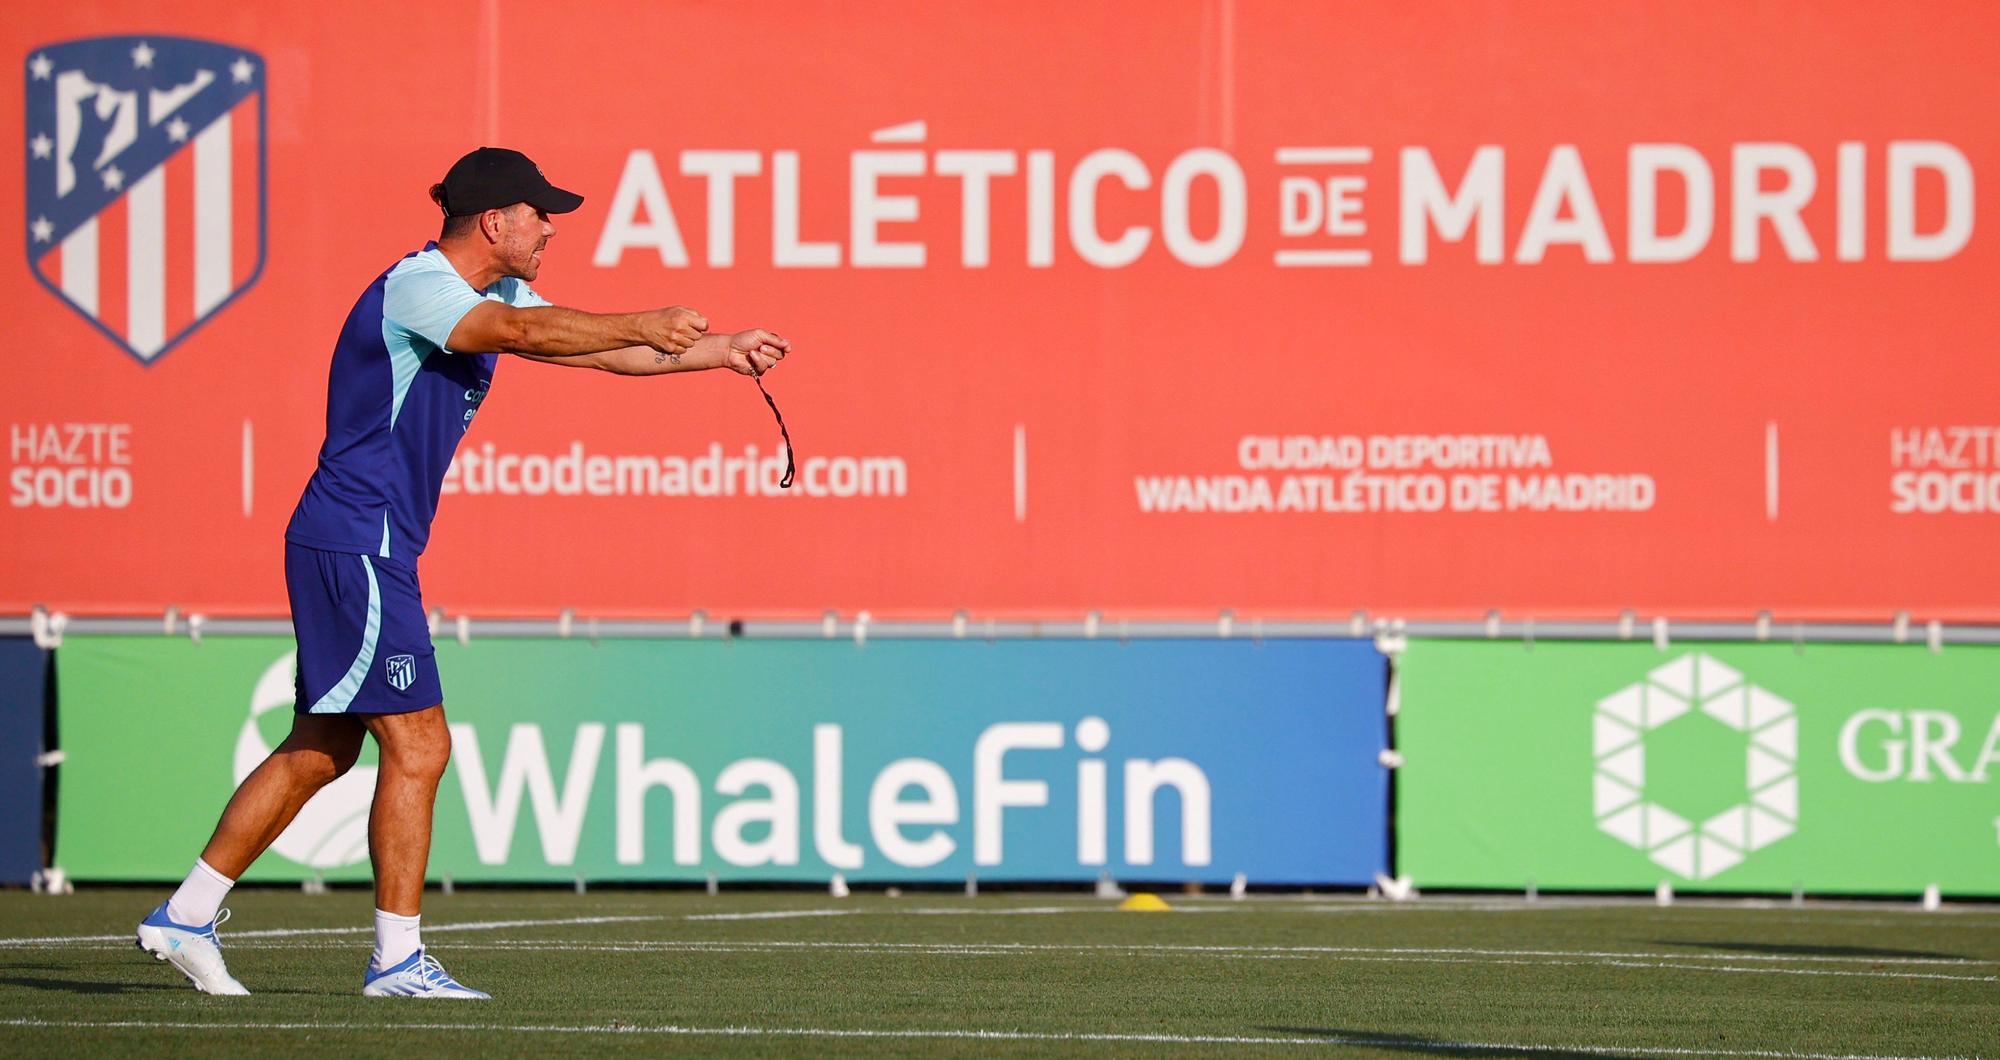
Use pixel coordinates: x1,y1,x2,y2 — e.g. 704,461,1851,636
5,2,1997,619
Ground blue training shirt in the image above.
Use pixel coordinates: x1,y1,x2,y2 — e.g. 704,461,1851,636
286,242,549,566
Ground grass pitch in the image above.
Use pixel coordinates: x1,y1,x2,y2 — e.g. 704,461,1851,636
0,888,1994,1057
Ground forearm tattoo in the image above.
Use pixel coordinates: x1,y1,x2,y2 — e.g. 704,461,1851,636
655,349,682,366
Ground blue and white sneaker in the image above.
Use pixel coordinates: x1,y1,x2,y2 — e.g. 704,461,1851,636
362,948,490,999
135,902,249,995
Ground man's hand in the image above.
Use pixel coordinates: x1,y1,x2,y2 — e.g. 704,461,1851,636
641,306,709,364
724,329,790,376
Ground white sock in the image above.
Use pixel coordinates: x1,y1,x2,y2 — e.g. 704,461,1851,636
373,909,422,970
166,858,234,927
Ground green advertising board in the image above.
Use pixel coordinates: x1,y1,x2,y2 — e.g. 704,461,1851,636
55,634,1386,884
1396,641,2000,895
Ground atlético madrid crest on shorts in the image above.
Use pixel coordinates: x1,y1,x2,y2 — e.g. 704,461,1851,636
26,37,266,365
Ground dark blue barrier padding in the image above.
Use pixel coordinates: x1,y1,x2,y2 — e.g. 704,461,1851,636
0,638,48,884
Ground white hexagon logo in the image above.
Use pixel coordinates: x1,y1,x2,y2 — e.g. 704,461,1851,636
1593,652,1799,880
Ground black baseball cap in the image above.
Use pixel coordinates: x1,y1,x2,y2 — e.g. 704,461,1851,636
433,147,584,217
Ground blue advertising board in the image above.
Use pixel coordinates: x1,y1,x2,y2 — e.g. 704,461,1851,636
0,638,47,883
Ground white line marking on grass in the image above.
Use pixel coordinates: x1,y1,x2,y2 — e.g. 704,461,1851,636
0,1012,1968,1048
33,918,1996,984
247,939,1987,983
1613,908,2000,927
265,914,667,938
1327,954,1996,985
394,938,2000,970
0,914,665,948
683,905,1104,922
225,941,1324,961
899,905,1105,916
0,905,1111,947
1287,943,1993,968
0,1019,1967,1058
432,915,663,932
1192,897,2000,919
1582,959,1993,984
681,909,857,922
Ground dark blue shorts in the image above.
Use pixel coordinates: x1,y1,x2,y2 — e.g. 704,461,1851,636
285,543,442,715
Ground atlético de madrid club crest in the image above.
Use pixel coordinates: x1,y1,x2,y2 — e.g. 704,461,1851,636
26,36,266,365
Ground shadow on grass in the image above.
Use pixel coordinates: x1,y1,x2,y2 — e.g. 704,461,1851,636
0,974,183,995
0,963,320,997
1260,1028,1645,1058
1652,939,1967,961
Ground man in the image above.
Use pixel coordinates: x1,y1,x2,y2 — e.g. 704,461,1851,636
134,147,789,999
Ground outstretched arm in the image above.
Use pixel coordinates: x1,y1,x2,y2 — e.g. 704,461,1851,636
518,328,790,377
444,301,709,360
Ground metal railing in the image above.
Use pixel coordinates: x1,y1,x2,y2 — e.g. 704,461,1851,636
10,607,2000,648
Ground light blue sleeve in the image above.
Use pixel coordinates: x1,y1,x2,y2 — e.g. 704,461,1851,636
383,256,488,351
509,279,553,309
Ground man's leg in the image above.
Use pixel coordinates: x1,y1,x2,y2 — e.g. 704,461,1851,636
196,713,368,878
138,713,365,995
356,704,485,998
362,704,451,916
